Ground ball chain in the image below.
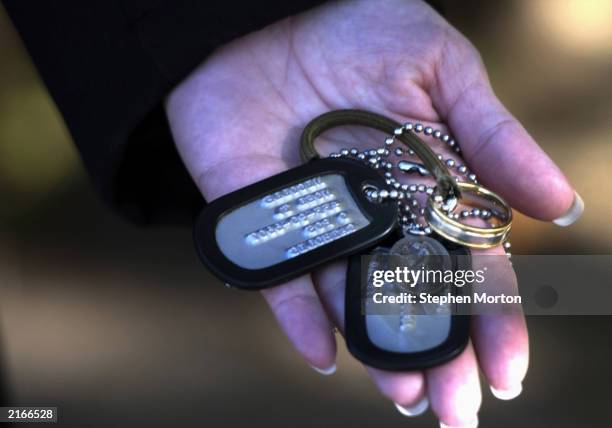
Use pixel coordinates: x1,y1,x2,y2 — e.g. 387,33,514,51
329,121,512,256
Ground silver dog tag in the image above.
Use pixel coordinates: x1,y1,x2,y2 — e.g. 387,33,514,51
345,235,471,370
195,158,397,290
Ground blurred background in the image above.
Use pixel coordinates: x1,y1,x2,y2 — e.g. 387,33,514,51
1,0,611,426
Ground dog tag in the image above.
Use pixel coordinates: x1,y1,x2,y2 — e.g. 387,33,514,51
345,235,471,371
195,158,397,290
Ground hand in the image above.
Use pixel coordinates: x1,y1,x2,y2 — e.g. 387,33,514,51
166,0,576,426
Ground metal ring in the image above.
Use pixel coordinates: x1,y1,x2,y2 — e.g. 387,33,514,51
299,109,460,200
425,182,512,248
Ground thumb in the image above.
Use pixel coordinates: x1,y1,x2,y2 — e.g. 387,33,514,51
429,41,582,225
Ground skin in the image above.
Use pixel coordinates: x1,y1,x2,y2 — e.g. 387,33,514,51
165,0,575,425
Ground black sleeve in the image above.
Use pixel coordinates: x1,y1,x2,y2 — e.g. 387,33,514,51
2,0,325,225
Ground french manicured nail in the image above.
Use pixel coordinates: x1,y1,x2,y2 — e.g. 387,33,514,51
439,415,478,428
553,191,584,227
394,397,429,417
310,363,336,376
490,383,523,400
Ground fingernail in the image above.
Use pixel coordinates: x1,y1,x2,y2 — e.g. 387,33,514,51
490,383,523,400
394,396,429,417
439,415,478,428
553,191,584,227
310,363,336,376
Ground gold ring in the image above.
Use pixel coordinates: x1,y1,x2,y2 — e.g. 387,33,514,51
425,182,512,248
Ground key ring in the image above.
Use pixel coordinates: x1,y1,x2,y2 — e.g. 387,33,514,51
299,109,461,200
425,181,512,248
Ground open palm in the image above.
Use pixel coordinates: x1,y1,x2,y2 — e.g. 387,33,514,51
166,0,575,426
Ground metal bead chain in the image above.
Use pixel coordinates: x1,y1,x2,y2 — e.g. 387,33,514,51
329,121,512,255
329,121,477,230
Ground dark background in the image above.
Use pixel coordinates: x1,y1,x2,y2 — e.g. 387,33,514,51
1,0,611,426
